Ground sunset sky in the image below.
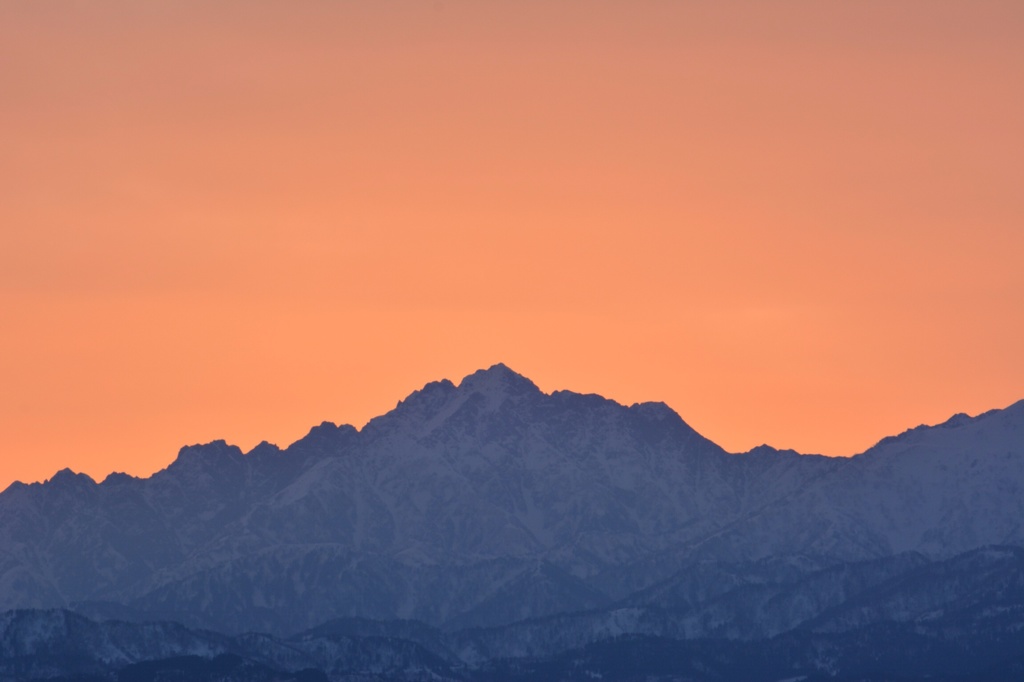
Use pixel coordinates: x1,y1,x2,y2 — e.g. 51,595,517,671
1,1,1022,489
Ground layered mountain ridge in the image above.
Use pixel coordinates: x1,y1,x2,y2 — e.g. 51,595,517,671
1,364,1022,639
2,544,1024,681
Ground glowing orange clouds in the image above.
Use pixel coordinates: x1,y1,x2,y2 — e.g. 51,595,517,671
1,1,1022,488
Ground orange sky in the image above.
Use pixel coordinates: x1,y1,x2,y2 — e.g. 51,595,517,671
1,1,1022,489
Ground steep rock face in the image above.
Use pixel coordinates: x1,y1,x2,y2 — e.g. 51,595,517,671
0,365,1021,634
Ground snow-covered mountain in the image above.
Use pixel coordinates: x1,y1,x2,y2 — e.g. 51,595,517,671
0,364,1021,636
0,609,463,681
2,544,1023,681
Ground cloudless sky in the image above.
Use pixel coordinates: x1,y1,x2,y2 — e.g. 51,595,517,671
1,1,1022,489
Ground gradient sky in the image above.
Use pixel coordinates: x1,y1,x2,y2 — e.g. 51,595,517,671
1,1,1022,489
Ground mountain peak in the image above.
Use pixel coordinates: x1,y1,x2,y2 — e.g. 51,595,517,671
628,401,679,420
939,412,972,428
457,363,539,397
866,398,1024,454
167,440,245,474
46,468,96,488
289,421,358,455
100,471,135,485
362,365,538,437
175,440,243,460
741,444,806,458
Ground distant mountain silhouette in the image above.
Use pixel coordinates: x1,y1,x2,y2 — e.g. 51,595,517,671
0,365,1021,670
3,544,1024,682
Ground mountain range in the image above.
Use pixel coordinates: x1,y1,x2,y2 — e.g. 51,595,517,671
1,364,1022,680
